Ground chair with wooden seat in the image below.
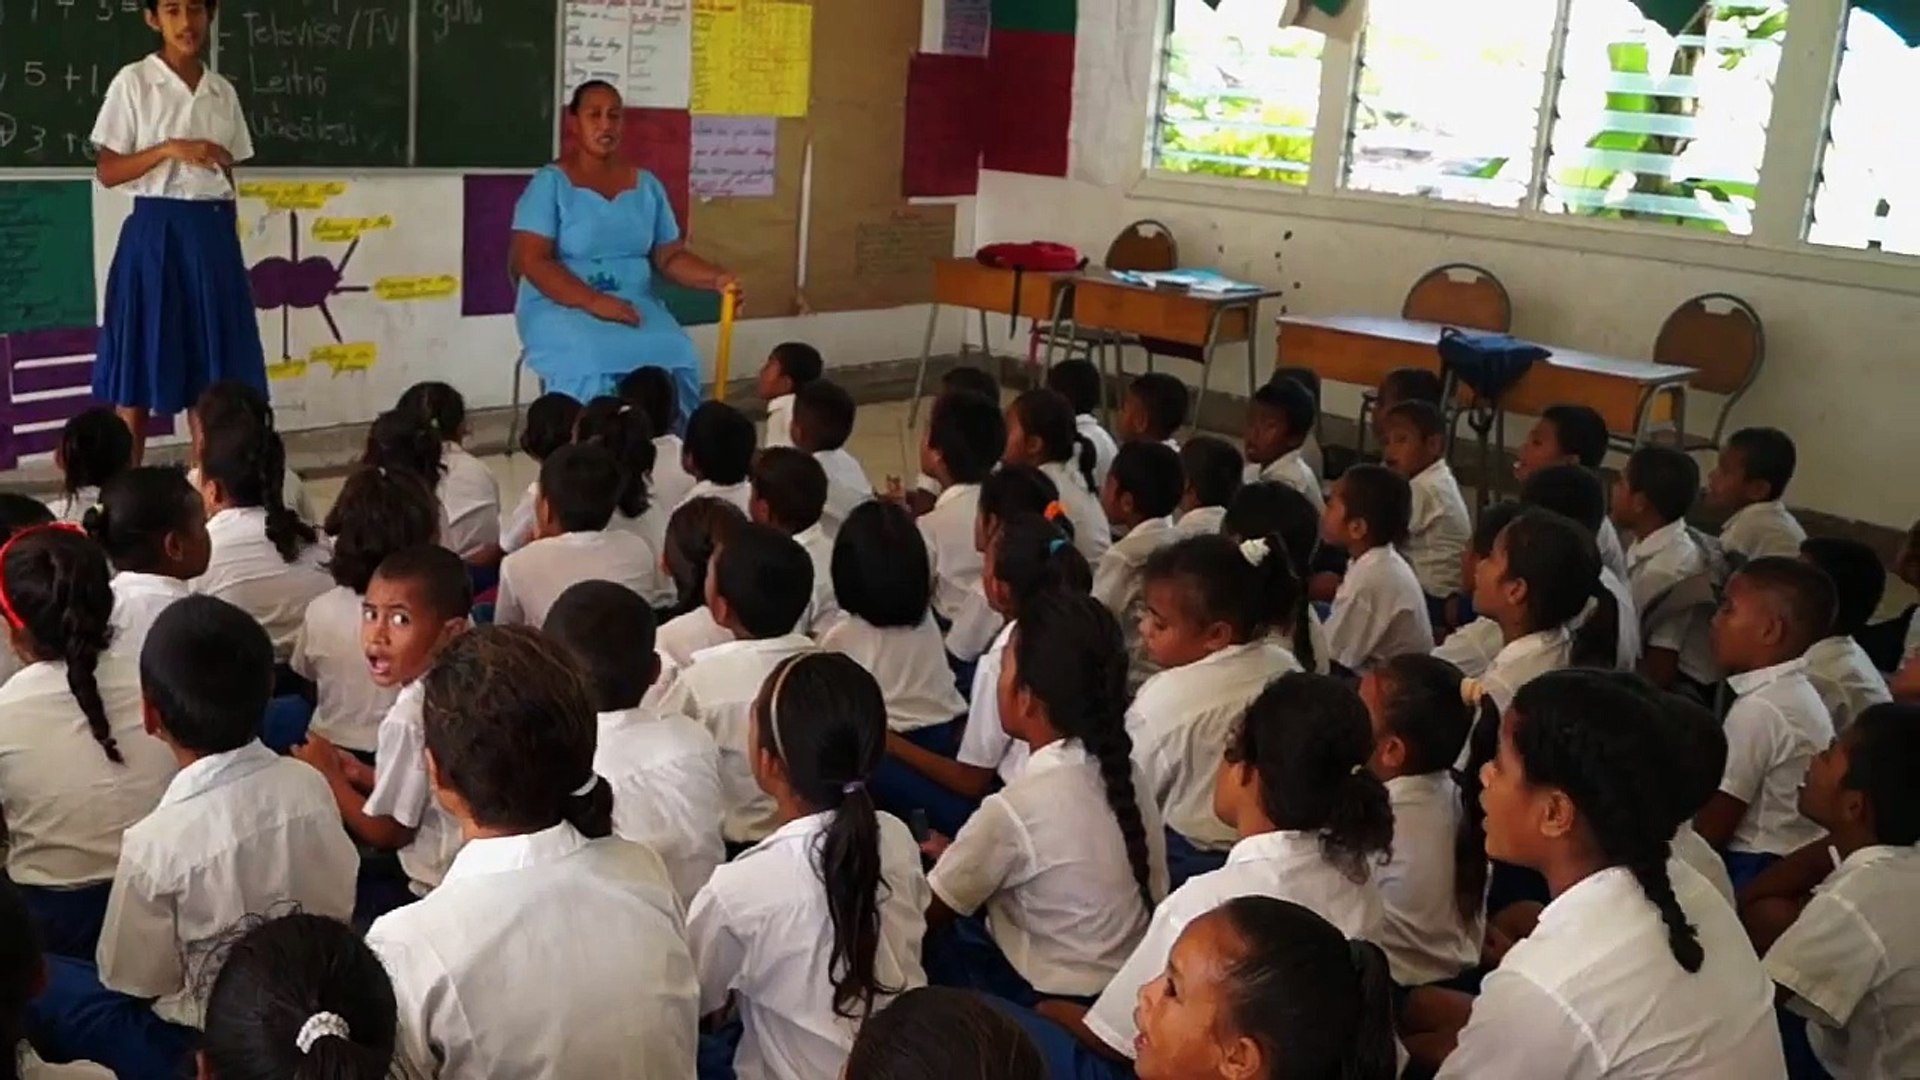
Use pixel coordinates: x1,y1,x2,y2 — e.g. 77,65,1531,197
1354,263,1513,454
1612,292,1764,455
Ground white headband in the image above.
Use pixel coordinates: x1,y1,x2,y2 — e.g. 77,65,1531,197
296,1011,351,1054
570,775,600,798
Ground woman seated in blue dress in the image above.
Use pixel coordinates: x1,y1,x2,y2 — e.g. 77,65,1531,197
511,80,739,422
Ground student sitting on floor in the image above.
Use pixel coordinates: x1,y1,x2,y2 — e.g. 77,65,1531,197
88,467,210,664
751,447,837,634
844,986,1045,1080
758,341,824,449
366,627,698,1078
191,419,330,662
1432,501,1521,679
0,495,55,689
1117,373,1188,450
1221,480,1332,675
1513,403,1627,578
654,498,748,677
1711,426,1807,564
923,594,1168,1006
658,523,817,847
905,366,1004,512
793,379,873,537
186,381,318,525
495,444,662,629
1695,557,1837,892
1003,390,1110,563
1663,691,1738,908
40,598,358,1080
547,581,724,906
1613,445,1722,694
360,410,454,547
0,526,177,960
1094,441,1185,687
293,547,471,902
914,390,1007,666
1174,435,1241,536
689,652,929,1080
397,381,500,565
53,409,134,525
1435,670,1785,1077
1380,400,1470,624
499,393,582,556
619,365,697,512
1242,376,1324,514
1798,537,1892,733
1518,464,1642,671
0,877,111,1078
1323,465,1433,673
575,396,675,605
1470,509,1621,713
1130,534,1308,887
822,502,969,828
198,912,399,1080
1032,674,1392,1075
1747,703,1920,1080
1858,519,1920,674
1046,358,1119,490
1370,367,1442,447
293,466,440,761
678,401,757,514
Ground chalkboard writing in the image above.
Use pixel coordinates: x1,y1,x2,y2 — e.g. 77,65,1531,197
0,0,155,168
223,0,411,167
0,181,96,334
418,0,558,166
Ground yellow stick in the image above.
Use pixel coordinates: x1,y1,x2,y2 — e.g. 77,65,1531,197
714,287,739,402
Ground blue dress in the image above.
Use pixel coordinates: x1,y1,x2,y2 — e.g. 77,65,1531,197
512,165,704,421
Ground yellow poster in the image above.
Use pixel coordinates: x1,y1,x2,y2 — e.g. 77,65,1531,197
237,181,348,211
310,342,378,374
691,0,812,118
374,275,460,302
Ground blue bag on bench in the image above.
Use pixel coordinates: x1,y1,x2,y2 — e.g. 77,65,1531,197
1436,328,1549,401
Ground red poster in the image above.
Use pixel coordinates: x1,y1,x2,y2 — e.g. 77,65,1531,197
560,107,694,232
982,29,1074,178
904,53,988,197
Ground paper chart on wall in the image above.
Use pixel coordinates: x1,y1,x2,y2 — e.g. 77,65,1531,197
692,117,778,197
690,0,813,117
562,0,694,109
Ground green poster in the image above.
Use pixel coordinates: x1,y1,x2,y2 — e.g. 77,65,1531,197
992,0,1077,35
0,182,96,335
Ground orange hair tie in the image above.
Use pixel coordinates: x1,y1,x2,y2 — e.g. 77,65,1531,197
0,523,86,631
1043,501,1066,522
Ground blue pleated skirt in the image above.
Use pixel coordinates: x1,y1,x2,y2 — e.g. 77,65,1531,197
94,197,267,415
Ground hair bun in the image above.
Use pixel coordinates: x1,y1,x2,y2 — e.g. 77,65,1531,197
80,504,108,539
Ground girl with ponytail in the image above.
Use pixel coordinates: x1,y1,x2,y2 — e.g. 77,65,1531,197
195,418,329,660
1130,532,1311,888
1223,480,1330,674
366,625,701,1078
0,526,177,959
87,466,211,664
201,912,397,1080
1437,669,1785,1077
576,395,668,557
688,652,930,1079
188,380,318,524
1471,508,1621,713
924,593,1167,1007
1001,389,1110,563
397,381,501,562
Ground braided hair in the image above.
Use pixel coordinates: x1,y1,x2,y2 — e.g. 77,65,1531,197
201,421,317,563
1010,593,1155,909
1,527,121,763
1508,670,1703,972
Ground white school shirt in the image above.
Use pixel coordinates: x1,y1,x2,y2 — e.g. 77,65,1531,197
814,448,874,537
1598,518,1630,582
596,706,726,905
1040,461,1112,563
929,738,1170,997
1672,823,1736,909
1434,617,1504,678
19,1047,111,1079
1095,516,1180,687
192,507,332,660
500,481,539,553
368,824,698,1080
653,435,697,513
1721,657,1832,856
1439,862,1785,1079
361,683,465,893
1404,459,1471,598
794,524,839,634
97,741,357,1028
1378,772,1483,987
1325,546,1434,673
678,478,753,515
53,488,99,525
955,621,1029,783
1625,519,1721,685
1720,499,1807,562
91,56,253,201
495,528,661,629
658,635,817,844
818,614,966,733
1174,505,1226,536
1598,565,1643,671
1085,830,1386,1057
437,443,501,558
1802,635,1890,734
0,658,177,887
290,586,395,753
1481,626,1573,715
656,606,736,674
1766,844,1920,1080
689,811,930,1080
610,506,676,602
1128,640,1301,850
1076,413,1120,491
108,571,190,664
187,463,317,525
763,393,795,449
1254,449,1324,513
918,483,983,626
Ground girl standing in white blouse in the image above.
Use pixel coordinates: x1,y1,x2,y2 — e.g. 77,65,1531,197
86,467,210,665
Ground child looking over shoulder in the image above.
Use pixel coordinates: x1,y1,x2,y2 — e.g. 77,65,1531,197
500,392,581,554
1222,480,1331,675
1322,465,1432,673
1046,359,1119,490
751,447,837,633
54,409,134,525
757,342,824,449
1003,390,1110,562
1117,374,1188,449
655,498,748,674
793,379,874,537
1242,377,1323,512
1173,436,1242,536
1709,427,1806,562
618,365,696,511
679,401,757,514
199,912,400,1080
1095,442,1185,686
396,382,499,562
86,467,211,664
1380,401,1470,615
192,421,329,660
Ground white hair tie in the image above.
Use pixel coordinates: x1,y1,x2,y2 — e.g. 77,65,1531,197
1239,538,1271,566
296,1011,351,1054
570,775,600,798
1460,678,1488,708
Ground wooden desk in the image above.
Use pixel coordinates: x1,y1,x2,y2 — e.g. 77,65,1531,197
1067,271,1284,427
911,259,1076,426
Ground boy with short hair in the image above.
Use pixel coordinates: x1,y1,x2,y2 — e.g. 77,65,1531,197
1694,557,1836,890
1710,427,1806,562
1117,372,1188,448
1175,435,1243,536
1798,537,1892,732
913,390,1007,664
547,580,725,904
1243,376,1324,513
758,341,824,449
1323,464,1433,673
678,401,757,513
1372,367,1443,445
495,444,662,629
1513,403,1627,578
791,378,872,536
1379,400,1471,613
1095,441,1186,687
749,446,836,634
1047,358,1119,490
1613,445,1719,692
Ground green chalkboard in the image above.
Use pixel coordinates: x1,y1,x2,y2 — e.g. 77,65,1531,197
0,181,96,333
417,0,558,167
220,0,412,167
0,0,156,168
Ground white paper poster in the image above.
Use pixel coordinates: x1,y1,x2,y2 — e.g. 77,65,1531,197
691,117,778,198
563,0,693,110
